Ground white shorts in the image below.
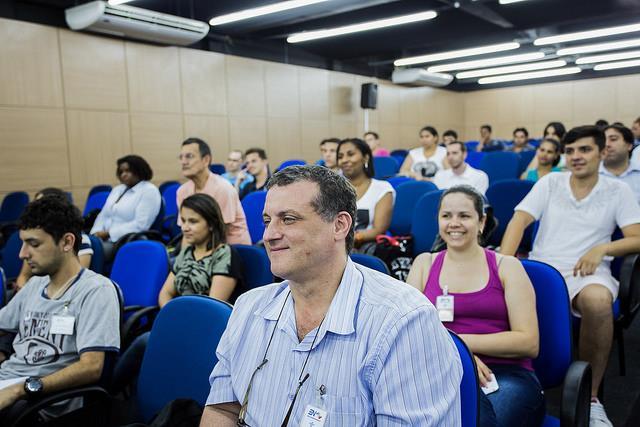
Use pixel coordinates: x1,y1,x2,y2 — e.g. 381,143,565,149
558,265,619,317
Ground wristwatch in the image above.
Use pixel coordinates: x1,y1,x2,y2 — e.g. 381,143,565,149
24,377,44,398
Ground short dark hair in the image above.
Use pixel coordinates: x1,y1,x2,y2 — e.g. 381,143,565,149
604,124,634,145
117,155,153,181
513,127,529,137
19,197,83,253
447,140,467,153
35,187,68,202
563,125,605,151
266,165,357,253
245,147,268,160
320,138,340,147
595,119,609,129
443,129,458,139
481,124,492,133
544,122,566,139
539,138,562,167
182,138,212,164
364,131,379,139
420,126,439,137
634,117,640,125
337,138,375,178
180,193,226,248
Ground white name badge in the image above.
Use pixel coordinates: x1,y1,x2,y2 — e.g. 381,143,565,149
299,404,328,427
50,315,75,335
436,295,454,322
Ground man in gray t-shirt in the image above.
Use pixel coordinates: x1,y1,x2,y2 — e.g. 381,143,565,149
0,196,120,413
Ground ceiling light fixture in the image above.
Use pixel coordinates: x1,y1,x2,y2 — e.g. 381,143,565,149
456,59,566,79
287,10,437,43
576,50,640,64
593,59,640,71
209,0,328,26
478,67,581,84
499,0,530,4
535,22,640,46
556,38,640,55
394,42,520,66
108,0,134,4
426,52,544,72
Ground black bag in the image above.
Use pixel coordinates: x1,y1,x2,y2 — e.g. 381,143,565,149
374,235,414,282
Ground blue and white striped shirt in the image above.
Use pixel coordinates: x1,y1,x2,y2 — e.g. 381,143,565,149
207,259,462,426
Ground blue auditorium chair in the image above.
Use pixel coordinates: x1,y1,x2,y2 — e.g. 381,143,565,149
449,331,479,427
411,190,444,256
160,183,181,240
480,152,520,185
465,141,479,152
350,253,390,275
277,159,306,171
390,181,438,236
0,231,22,281
0,267,6,309
387,175,414,189
158,180,180,194
233,244,273,290
209,163,226,175
0,191,29,224
486,179,534,247
373,156,399,179
241,191,267,244
518,150,537,176
88,234,105,275
88,184,112,198
83,191,110,216
465,151,484,169
390,149,408,168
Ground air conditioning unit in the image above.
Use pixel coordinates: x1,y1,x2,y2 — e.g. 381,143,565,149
65,1,209,46
392,68,454,87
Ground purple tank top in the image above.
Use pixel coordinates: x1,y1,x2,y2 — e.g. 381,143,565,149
424,249,533,371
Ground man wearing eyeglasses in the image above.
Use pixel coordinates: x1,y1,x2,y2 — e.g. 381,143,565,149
201,165,462,426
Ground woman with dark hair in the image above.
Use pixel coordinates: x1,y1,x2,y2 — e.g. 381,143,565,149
407,185,544,427
543,122,566,142
337,138,394,253
400,126,448,180
523,122,568,175
522,139,562,182
90,155,161,242
158,193,245,306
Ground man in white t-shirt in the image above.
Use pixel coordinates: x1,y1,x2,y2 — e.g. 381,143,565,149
434,141,489,194
501,125,640,427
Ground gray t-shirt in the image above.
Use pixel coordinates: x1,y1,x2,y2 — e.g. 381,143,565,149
0,269,120,380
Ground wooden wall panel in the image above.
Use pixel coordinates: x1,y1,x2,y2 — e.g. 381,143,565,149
0,18,63,107
228,117,267,153
126,44,181,113
572,79,616,125
329,72,357,121
615,75,640,119
130,114,184,183
378,83,401,124
299,68,330,120
265,63,299,118
0,108,69,192
66,110,131,187
226,56,266,117
267,118,302,166
183,115,230,163
300,120,331,162
180,49,227,116
59,30,128,110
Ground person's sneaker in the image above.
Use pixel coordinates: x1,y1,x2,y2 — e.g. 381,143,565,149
590,399,613,427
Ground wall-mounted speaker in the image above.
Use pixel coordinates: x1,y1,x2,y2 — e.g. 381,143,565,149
360,83,378,109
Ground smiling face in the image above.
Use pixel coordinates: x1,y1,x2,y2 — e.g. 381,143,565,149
245,153,268,177
180,143,210,179
262,181,338,284
19,228,68,276
180,206,211,247
544,125,560,142
438,192,485,251
564,137,604,179
338,142,367,179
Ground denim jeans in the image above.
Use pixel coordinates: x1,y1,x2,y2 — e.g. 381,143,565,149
478,364,545,427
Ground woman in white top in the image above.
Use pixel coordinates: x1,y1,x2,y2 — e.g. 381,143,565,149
338,138,394,254
400,126,449,180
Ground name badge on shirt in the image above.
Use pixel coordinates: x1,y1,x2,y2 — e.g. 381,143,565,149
50,315,75,335
436,295,454,322
300,405,327,427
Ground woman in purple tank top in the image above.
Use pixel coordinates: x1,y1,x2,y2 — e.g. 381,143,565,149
407,186,544,427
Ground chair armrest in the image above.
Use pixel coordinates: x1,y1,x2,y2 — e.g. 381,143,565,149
618,253,640,326
122,305,160,348
560,360,591,427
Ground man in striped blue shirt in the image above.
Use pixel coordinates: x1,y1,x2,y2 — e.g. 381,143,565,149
201,165,462,426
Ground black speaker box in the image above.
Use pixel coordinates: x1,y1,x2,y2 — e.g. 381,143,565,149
361,83,378,109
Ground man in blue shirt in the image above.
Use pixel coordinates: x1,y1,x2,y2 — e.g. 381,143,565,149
201,165,462,426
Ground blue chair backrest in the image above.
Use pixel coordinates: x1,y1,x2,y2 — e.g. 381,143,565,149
88,185,112,198
161,183,180,219
278,159,306,171
411,190,444,256
241,191,267,244
83,191,110,216
0,231,22,280
465,141,479,151
480,152,520,185
517,150,537,176
88,234,105,275
449,331,479,427
0,191,29,223
136,295,232,422
233,244,273,289
158,180,180,194
0,267,6,308
486,179,534,246
387,176,414,189
110,241,169,308
209,163,226,175
521,259,573,389
465,151,484,169
350,254,389,274
390,149,408,168
149,199,166,233
373,156,399,179
390,181,438,235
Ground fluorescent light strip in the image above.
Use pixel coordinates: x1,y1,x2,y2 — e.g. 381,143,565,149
576,50,640,64
499,0,530,4
287,10,437,43
478,67,581,84
456,59,566,79
108,0,134,4
594,59,640,71
426,52,544,72
210,0,328,26
394,42,519,66
535,22,640,46
557,38,640,55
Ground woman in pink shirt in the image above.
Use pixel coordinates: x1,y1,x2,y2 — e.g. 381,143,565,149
407,185,544,427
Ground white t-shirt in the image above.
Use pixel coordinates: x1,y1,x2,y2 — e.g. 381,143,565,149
409,146,447,178
515,172,640,270
434,164,489,194
355,179,395,232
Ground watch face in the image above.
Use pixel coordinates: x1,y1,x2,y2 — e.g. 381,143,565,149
25,377,43,394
